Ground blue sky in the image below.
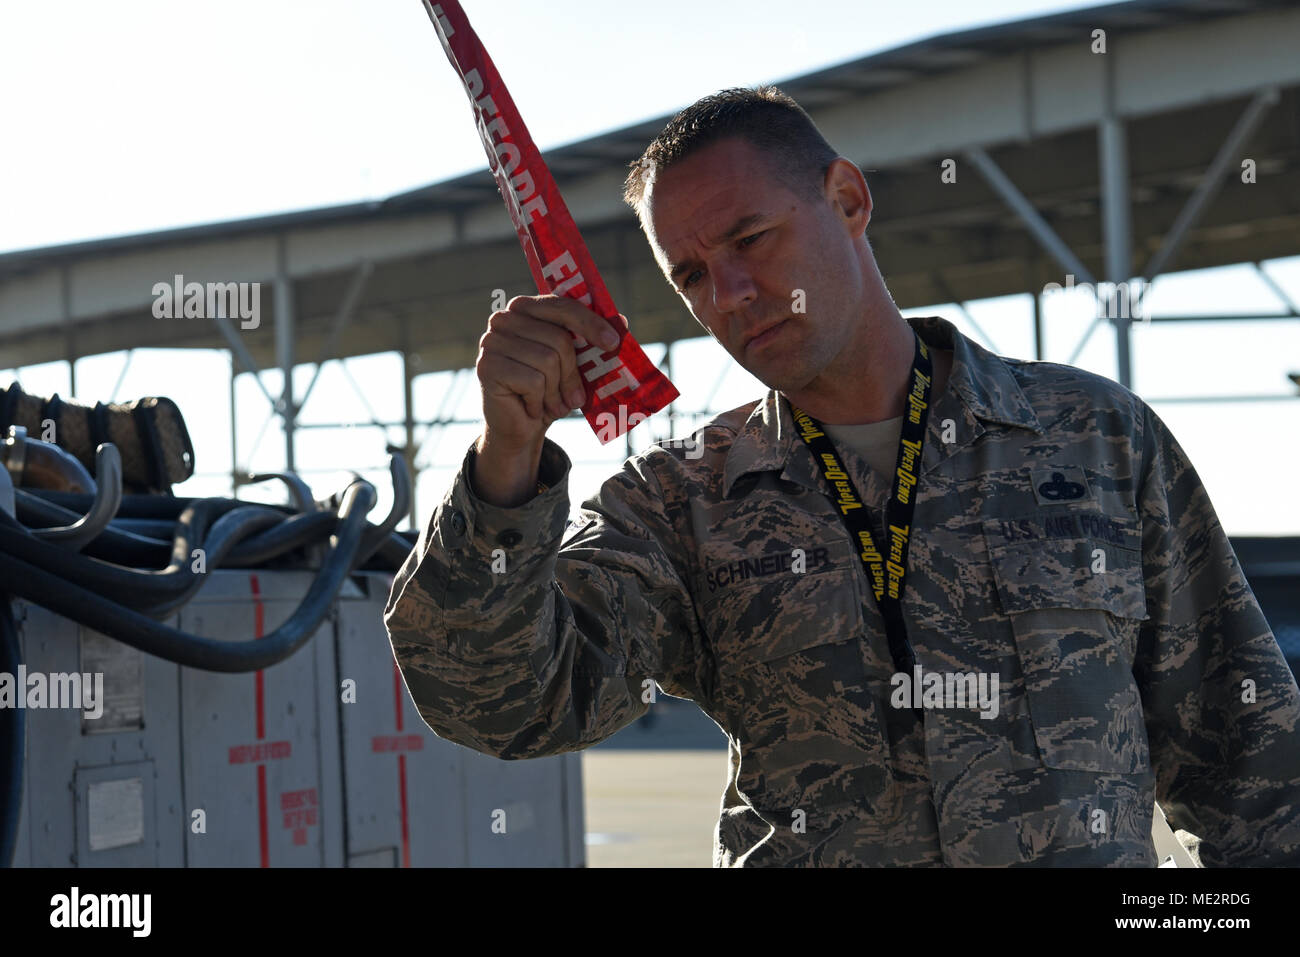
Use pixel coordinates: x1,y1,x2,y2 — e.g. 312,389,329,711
2,0,1297,534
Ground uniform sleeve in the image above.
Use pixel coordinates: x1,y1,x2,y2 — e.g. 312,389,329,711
383,437,708,760
1133,402,1300,865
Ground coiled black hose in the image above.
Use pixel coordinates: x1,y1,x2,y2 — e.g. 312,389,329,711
20,455,414,569
0,503,288,617
18,490,345,569
28,490,244,521
17,491,178,567
0,481,377,673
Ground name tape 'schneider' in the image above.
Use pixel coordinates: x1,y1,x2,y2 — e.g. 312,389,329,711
422,1,679,443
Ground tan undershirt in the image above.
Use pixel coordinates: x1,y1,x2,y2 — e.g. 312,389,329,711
821,349,952,478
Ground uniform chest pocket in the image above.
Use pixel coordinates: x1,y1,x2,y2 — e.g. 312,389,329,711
700,561,893,811
984,514,1152,775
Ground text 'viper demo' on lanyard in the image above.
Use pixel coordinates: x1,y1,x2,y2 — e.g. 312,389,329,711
791,332,933,675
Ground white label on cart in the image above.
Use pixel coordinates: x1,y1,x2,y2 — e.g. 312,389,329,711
87,777,145,851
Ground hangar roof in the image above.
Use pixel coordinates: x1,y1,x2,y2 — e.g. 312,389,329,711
2,0,1297,372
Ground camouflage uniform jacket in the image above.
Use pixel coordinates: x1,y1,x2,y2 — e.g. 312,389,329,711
385,315,1300,866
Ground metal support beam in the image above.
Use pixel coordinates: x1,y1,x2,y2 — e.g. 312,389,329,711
1142,88,1280,282
402,317,419,530
1067,316,1105,366
299,260,375,411
964,146,1096,286
1033,288,1044,361
339,359,387,430
245,409,277,465
292,420,413,430
1253,261,1300,315
1099,112,1133,389
229,354,239,494
931,272,1000,354
275,236,297,472
1028,259,1044,361
1144,311,1300,322
60,267,77,397
109,350,134,402
213,313,277,408
412,368,471,469
1147,394,1300,404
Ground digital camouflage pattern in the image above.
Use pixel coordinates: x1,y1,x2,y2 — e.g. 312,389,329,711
384,315,1300,866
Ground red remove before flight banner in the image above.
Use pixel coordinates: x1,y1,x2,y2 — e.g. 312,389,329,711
421,1,678,443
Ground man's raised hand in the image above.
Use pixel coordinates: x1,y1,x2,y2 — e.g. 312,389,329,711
472,295,625,506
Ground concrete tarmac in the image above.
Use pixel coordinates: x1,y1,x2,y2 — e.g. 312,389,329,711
582,697,728,867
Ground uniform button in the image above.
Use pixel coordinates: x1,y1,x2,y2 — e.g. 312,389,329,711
448,510,467,536
496,529,523,547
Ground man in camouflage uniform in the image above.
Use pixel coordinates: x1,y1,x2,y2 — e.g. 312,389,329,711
385,87,1300,866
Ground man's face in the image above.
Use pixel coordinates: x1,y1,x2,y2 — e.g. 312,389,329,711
642,136,869,394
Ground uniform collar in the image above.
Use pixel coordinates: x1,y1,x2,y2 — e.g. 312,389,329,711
722,315,1042,497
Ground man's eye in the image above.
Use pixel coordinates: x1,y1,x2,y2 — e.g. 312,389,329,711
683,270,703,289
740,231,765,247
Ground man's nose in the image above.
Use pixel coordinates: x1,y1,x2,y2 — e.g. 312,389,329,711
710,255,758,314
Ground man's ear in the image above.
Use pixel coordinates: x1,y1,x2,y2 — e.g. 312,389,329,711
824,157,872,234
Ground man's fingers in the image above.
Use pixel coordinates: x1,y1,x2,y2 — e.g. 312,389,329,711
478,352,547,420
481,330,573,419
479,296,628,423
489,310,587,406
506,294,622,350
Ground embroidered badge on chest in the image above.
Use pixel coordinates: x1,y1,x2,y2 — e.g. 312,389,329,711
1031,466,1092,505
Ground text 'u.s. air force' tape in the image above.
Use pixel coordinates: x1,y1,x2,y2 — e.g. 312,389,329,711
422,1,679,443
